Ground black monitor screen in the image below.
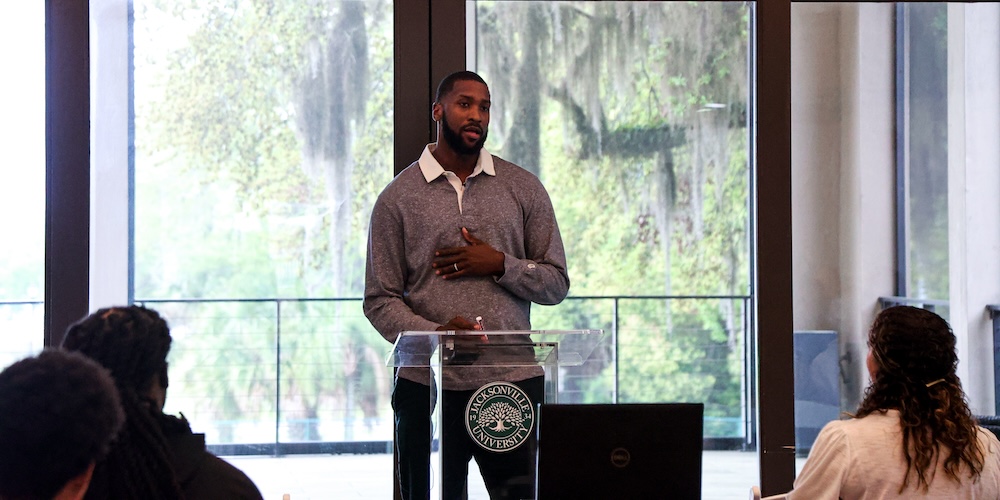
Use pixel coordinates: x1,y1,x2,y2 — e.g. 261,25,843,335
535,403,704,499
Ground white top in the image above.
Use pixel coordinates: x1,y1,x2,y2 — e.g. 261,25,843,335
418,143,495,212
789,410,1000,499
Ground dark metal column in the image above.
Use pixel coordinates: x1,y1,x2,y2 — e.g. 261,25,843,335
755,0,796,495
45,0,91,347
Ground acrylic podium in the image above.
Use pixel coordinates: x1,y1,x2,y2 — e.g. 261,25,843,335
387,329,605,500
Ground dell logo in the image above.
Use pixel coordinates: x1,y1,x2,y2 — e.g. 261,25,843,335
610,447,631,468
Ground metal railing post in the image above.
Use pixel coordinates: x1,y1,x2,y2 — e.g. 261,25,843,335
743,297,756,450
275,300,282,456
990,305,1000,415
613,297,619,404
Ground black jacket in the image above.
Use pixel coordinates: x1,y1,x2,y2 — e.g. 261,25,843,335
162,414,264,500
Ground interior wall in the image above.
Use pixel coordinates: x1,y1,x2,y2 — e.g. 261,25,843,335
791,3,896,412
791,4,843,334
838,3,896,411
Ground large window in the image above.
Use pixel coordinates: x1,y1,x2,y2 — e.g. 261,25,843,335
130,0,395,445
900,3,949,301
121,0,758,458
0,1,45,366
71,0,806,497
472,0,756,489
475,0,751,401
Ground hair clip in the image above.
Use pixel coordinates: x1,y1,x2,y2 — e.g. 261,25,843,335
925,378,946,388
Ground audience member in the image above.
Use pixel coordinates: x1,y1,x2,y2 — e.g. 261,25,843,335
789,305,1000,498
62,305,263,500
0,350,124,500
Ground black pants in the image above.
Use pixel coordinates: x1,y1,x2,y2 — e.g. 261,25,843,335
392,376,544,500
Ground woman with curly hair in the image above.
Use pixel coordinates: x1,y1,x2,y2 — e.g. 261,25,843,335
788,305,1000,498
62,305,263,500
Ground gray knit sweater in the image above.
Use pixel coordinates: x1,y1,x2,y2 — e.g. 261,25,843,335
364,146,570,390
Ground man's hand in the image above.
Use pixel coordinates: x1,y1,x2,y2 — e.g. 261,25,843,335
432,227,504,279
436,316,487,346
436,316,480,331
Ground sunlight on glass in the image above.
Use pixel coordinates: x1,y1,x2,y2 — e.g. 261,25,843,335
0,1,45,365
473,2,753,498
132,0,395,450
475,0,751,422
902,3,949,300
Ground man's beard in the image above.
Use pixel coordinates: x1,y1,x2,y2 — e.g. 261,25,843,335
441,112,487,156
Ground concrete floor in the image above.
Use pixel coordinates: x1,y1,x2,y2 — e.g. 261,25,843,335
227,450,777,499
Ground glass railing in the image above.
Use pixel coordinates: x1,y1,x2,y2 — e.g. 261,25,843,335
0,295,753,454
125,295,753,456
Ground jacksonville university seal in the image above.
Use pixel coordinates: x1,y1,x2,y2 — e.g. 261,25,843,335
465,381,535,452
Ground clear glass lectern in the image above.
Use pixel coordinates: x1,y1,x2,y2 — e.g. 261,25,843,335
387,329,605,500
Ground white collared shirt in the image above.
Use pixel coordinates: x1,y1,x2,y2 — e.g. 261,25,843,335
417,143,496,213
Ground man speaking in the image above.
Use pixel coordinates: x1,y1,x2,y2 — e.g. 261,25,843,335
364,70,569,499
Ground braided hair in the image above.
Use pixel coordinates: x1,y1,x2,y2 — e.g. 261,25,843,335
856,305,985,492
61,305,185,500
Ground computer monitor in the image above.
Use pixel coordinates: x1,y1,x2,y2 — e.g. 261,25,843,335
534,403,704,499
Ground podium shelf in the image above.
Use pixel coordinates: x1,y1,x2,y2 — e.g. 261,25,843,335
386,329,605,368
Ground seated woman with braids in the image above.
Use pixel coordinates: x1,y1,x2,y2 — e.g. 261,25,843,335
788,305,1000,499
62,305,263,500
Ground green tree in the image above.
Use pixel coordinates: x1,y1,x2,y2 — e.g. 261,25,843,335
135,0,393,441
475,2,751,431
137,0,753,442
